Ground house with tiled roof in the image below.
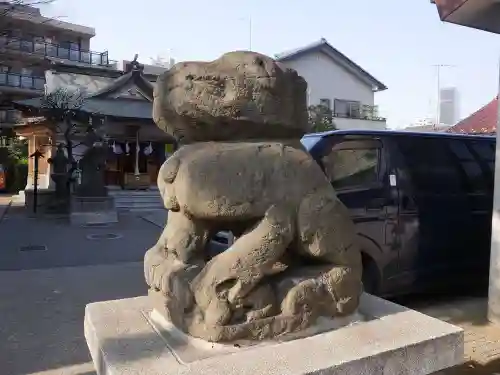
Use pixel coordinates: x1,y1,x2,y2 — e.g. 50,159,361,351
446,97,497,135
276,38,387,131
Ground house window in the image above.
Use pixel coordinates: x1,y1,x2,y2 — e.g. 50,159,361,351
334,99,361,118
319,98,331,109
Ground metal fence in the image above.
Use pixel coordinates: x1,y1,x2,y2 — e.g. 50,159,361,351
0,72,45,90
0,36,116,67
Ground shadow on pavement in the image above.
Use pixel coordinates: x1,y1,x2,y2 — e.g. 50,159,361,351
0,262,147,375
393,288,490,327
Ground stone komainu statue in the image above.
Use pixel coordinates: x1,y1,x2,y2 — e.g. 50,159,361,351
144,51,363,343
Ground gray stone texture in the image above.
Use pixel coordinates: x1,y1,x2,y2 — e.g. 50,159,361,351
84,294,464,375
153,51,310,143
146,51,363,342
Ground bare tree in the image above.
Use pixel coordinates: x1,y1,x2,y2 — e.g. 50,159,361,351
308,104,337,133
39,88,99,193
41,88,85,161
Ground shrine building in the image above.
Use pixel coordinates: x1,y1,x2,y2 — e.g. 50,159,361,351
12,58,177,193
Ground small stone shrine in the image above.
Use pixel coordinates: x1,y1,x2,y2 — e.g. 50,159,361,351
76,144,108,197
71,140,116,225
48,144,69,205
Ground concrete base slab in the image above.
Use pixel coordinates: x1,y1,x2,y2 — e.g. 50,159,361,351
85,294,464,375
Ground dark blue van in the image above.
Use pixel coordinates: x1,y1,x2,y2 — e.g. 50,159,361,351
302,129,495,296
211,130,495,297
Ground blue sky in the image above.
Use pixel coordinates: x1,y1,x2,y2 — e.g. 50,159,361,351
41,0,500,129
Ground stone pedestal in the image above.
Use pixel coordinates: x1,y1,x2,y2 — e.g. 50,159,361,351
24,188,57,214
84,294,464,375
70,196,117,225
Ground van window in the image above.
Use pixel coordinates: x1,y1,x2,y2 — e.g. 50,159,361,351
448,139,488,192
321,140,380,190
398,137,462,194
470,141,495,176
471,141,495,161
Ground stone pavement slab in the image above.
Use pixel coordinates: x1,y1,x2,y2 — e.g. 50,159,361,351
0,262,146,375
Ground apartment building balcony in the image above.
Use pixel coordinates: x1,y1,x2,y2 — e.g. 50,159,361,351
0,72,45,95
0,109,22,127
333,104,387,131
0,37,116,67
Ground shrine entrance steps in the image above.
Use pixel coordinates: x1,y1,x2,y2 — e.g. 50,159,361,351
108,187,164,212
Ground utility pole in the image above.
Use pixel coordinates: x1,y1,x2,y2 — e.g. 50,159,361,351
432,64,455,129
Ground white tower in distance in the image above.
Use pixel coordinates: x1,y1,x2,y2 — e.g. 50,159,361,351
439,87,459,126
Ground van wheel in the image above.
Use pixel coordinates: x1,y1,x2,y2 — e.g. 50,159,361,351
362,257,379,295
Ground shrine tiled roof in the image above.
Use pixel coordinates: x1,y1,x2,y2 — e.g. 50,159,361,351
13,57,155,120
86,59,154,102
447,97,498,135
13,97,153,120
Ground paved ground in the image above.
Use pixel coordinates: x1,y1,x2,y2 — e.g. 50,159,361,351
417,296,500,374
0,193,12,220
5,200,500,374
0,262,146,375
0,202,161,271
139,210,167,228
